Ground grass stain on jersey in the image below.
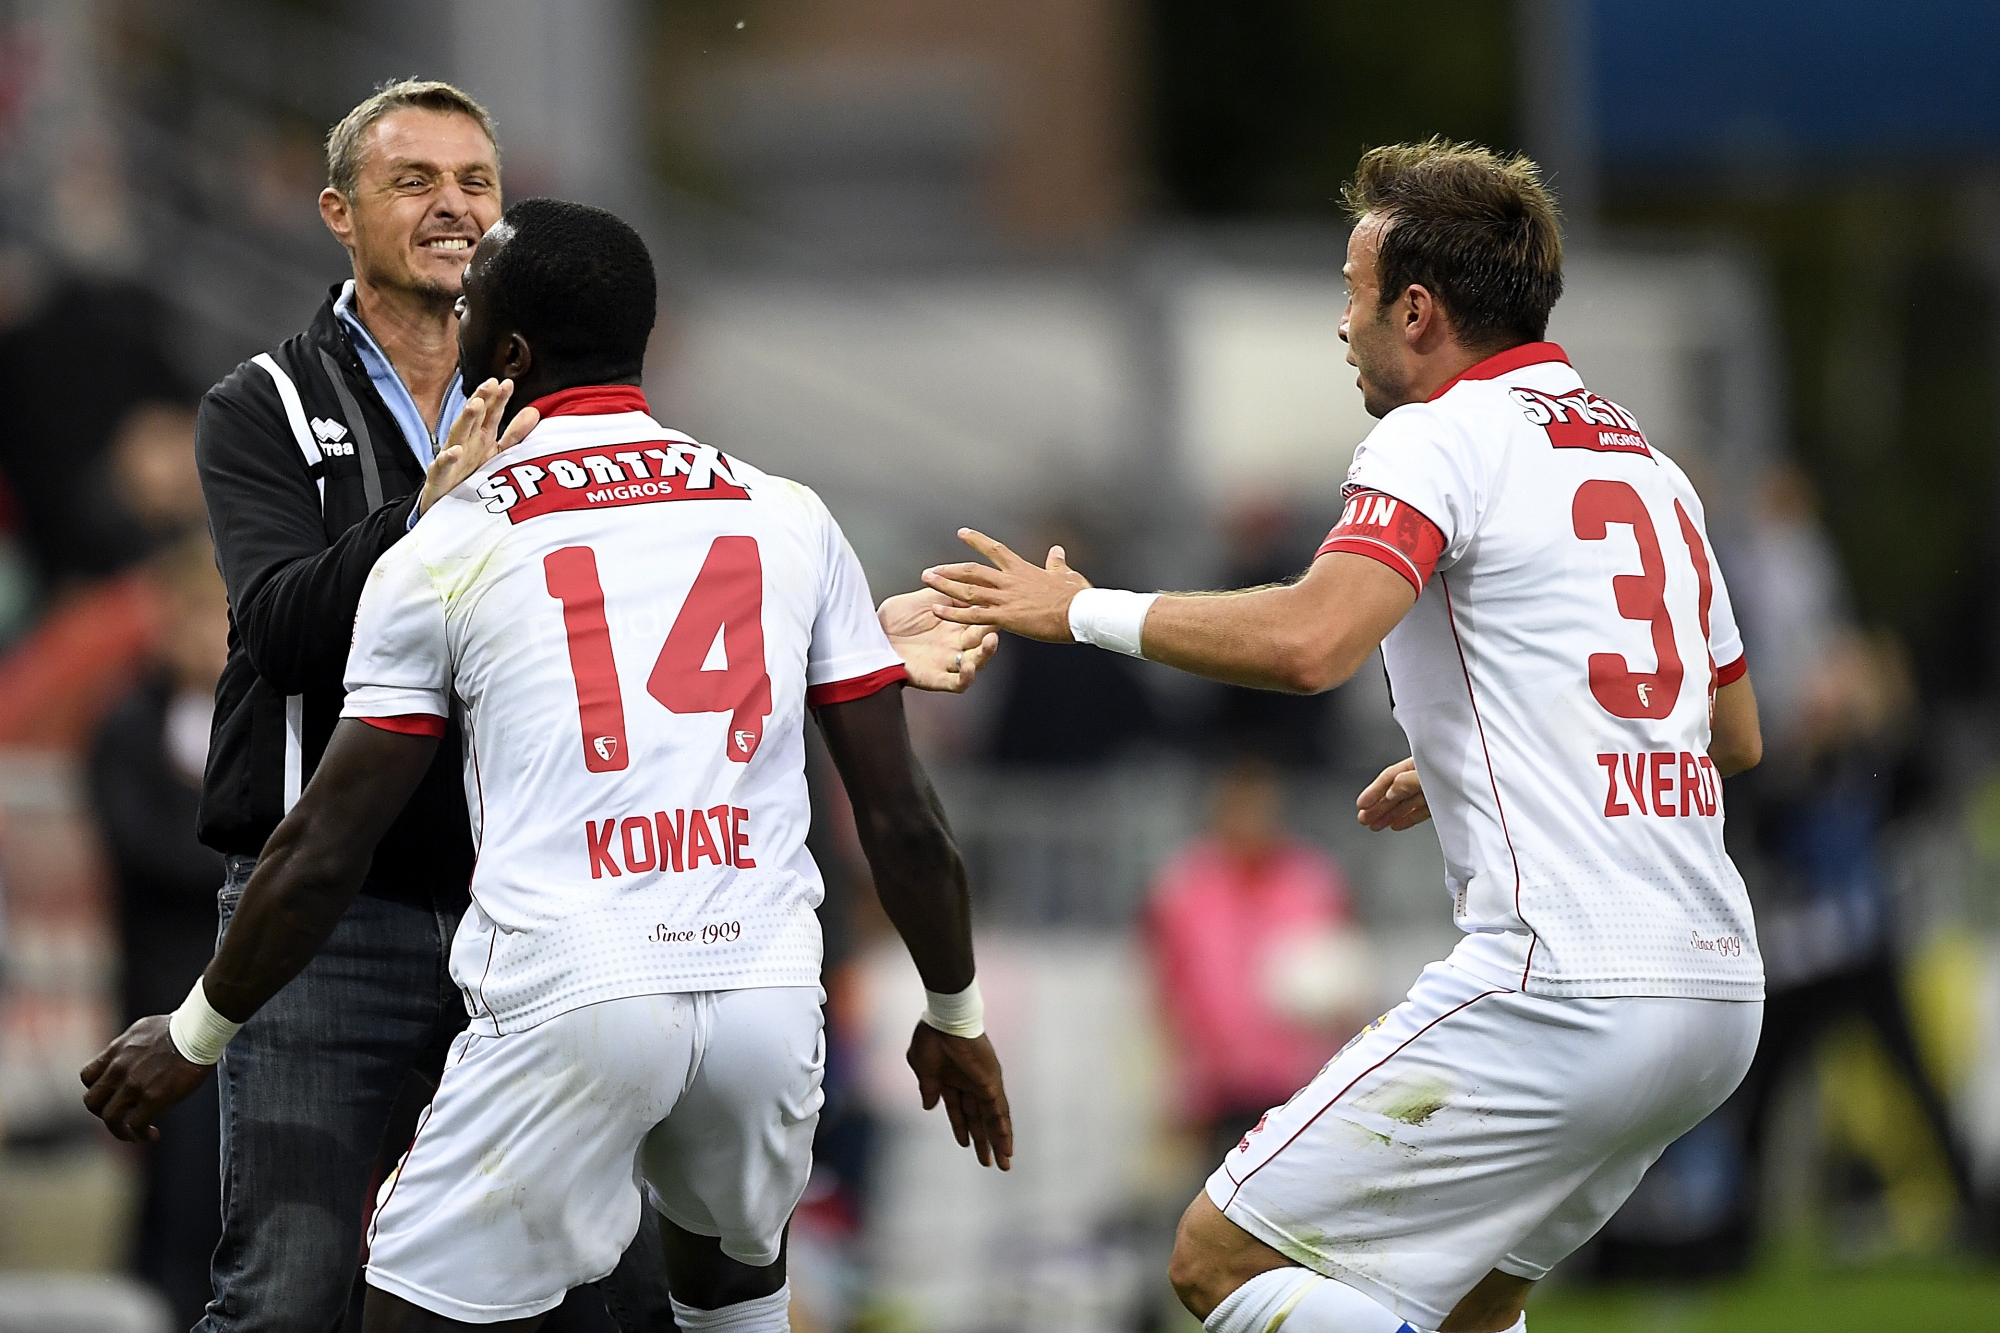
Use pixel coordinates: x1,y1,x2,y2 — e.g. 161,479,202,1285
426,524,513,607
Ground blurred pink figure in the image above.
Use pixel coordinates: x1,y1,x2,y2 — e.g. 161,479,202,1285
1147,761,1357,1158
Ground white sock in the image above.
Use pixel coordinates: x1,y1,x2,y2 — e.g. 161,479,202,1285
669,1283,790,1332
1203,1267,1421,1333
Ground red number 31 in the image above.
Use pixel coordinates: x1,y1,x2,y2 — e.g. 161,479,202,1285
1571,480,1717,721
543,537,772,772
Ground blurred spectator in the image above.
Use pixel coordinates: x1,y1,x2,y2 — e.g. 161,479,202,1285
1195,501,1339,766
1734,470,1977,1224
108,401,207,540
1726,464,1848,741
0,275,191,591
0,387,201,746
85,532,229,1326
1146,761,1367,1165
985,514,1158,765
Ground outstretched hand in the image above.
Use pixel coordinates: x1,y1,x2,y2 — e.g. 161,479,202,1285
1357,756,1430,832
922,529,1090,643
878,589,1000,693
417,378,542,516
907,1022,1013,1170
80,1015,212,1143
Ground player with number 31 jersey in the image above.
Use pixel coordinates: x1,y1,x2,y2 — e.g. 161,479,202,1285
921,142,1765,1333
1323,340,1758,1001
347,383,904,1031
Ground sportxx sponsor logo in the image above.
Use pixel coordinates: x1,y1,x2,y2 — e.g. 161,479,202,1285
1509,387,1653,458
477,439,749,523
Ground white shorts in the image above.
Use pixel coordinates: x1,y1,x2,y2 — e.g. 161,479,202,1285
1205,956,1760,1329
365,986,825,1323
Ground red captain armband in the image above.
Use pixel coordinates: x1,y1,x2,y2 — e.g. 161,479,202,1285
358,714,447,738
1716,655,1748,688
1316,489,1447,595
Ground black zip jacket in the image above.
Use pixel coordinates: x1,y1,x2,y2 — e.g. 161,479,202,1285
194,287,471,909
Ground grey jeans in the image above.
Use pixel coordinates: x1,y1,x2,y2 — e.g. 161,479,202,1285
196,856,677,1332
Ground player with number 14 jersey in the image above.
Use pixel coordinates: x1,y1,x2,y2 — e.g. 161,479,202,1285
347,383,905,1033
80,199,1009,1331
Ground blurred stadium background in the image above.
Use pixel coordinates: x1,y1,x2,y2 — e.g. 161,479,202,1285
0,1,1998,1330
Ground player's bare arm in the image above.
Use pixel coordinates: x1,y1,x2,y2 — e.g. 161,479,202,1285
923,529,1415,694
81,721,437,1142
814,685,1013,1171
1709,674,1762,775
877,587,999,694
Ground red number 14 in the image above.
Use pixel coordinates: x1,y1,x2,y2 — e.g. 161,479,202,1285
543,537,772,771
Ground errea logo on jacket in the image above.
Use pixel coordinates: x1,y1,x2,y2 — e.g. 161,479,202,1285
310,417,356,456
476,439,749,524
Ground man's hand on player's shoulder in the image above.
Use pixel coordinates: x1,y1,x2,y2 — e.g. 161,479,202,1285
1357,756,1430,832
879,588,999,694
922,529,1089,644
79,1016,212,1143
907,1021,1013,1171
417,378,542,517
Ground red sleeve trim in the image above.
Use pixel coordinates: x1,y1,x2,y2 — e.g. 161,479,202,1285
359,713,447,738
1317,536,1425,595
806,663,910,708
1314,489,1446,596
1715,655,1748,687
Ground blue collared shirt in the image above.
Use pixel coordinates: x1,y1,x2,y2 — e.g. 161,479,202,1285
333,279,467,473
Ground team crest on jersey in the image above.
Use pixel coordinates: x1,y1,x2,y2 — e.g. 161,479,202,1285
1508,387,1653,458
476,439,750,523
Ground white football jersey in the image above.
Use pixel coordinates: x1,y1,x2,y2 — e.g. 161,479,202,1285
1319,344,1761,1001
341,386,906,1033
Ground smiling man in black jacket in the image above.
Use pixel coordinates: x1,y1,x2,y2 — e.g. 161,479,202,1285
191,79,693,1333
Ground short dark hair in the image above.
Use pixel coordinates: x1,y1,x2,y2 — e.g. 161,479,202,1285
326,78,498,199
486,198,657,381
1342,138,1563,348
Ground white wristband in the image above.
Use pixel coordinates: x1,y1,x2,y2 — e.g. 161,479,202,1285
920,979,985,1039
168,978,243,1066
1067,588,1158,658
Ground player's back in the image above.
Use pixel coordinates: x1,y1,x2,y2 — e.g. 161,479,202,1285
1337,344,1761,1002
343,387,905,1033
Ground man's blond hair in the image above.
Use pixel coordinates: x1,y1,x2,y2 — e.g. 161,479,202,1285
325,78,499,199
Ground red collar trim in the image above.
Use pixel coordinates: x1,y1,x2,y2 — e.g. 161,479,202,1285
1426,341,1569,402
526,384,651,419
